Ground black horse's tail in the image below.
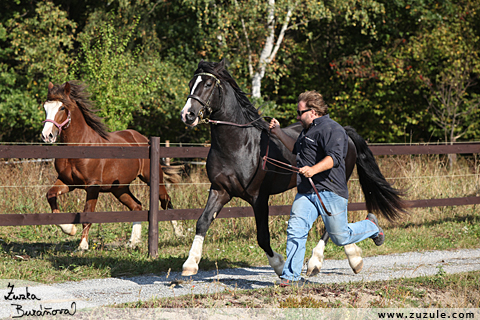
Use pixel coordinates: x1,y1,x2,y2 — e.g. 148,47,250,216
345,126,408,222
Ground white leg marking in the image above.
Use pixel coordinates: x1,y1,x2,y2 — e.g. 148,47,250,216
58,224,77,236
267,251,285,277
181,77,202,125
307,239,325,277
128,222,142,248
78,237,89,251
344,243,363,274
182,235,204,276
171,220,185,238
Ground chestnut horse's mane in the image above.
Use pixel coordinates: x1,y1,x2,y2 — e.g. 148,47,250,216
55,81,110,140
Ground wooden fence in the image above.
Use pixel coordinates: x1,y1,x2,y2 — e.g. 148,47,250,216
1,140,479,257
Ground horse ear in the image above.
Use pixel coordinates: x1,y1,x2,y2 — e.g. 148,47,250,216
48,82,54,91
218,59,226,70
64,82,71,97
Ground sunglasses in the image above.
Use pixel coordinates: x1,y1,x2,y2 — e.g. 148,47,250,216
297,108,312,117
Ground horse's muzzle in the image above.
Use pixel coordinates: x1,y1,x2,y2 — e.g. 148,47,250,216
182,111,199,127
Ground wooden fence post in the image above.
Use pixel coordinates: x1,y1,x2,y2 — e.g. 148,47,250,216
148,137,160,258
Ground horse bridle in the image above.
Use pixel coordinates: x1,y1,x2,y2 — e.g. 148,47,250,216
42,109,71,134
186,72,331,215
187,72,223,123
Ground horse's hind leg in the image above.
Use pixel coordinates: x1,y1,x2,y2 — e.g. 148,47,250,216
344,243,363,274
306,232,363,276
182,188,230,276
112,187,143,248
159,185,184,238
47,179,76,236
306,232,329,277
78,185,100,251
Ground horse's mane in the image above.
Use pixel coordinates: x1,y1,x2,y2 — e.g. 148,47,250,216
195,61,268,131
54,81,110,140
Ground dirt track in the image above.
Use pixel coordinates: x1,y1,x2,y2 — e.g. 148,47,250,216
1,248,480,318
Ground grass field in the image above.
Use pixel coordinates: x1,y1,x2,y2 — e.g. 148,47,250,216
0,154,478,284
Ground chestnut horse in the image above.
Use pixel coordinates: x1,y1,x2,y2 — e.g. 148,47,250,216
41,81,183,250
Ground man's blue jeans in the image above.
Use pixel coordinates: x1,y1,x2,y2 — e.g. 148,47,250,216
281,191,380,281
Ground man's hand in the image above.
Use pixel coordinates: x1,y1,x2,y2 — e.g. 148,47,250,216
299,166,316,178
269,118,282,136
269,118,296,152
299,156,334,178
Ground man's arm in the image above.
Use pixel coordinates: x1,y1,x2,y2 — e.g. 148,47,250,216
298,156,334,178
269,118,296,152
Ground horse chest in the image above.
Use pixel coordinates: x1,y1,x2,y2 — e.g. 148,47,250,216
56,159,100,185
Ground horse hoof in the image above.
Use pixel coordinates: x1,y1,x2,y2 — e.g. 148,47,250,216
126,241,139,249
306,240,325,277
306,256,323,277
352,259,363,274
78,238,89,251
266,251,285,277
58,224,77,236
181,267,198,276
344,244,363,274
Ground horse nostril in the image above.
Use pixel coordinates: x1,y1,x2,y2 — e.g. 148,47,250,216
186,112,196,122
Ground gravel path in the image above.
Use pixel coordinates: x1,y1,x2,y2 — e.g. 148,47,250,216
1,248,480,318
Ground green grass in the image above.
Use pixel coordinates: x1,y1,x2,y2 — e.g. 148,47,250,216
0,154,479,283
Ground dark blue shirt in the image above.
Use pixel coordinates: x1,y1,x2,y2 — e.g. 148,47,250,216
292,114,349,199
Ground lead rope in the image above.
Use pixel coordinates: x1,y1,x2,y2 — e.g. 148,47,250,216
262,130,332,216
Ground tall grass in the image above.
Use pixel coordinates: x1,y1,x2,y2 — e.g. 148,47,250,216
0,154,478,283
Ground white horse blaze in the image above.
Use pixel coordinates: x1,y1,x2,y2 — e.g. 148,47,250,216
42,101,63,142
180,77,203,126
182,235,204,276
306,239,325,277
267,251,285,277
344,243,363,274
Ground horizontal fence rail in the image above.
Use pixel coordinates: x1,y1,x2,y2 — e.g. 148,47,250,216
2,143,480,159
1,140,479,257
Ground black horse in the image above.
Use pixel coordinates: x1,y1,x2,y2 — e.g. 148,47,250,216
180,60,406,277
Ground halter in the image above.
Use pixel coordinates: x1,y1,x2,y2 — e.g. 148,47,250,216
42,109,71,134
187,72,223,123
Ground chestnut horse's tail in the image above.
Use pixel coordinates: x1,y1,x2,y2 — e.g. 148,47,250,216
161,165,184,184
344,126,408,222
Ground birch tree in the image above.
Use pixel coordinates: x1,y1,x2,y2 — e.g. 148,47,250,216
187,0,386,100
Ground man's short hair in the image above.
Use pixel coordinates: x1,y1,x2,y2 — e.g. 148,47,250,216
298,90,328,116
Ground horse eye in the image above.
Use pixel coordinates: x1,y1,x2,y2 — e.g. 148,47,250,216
60,106,65,111
205,81,212,88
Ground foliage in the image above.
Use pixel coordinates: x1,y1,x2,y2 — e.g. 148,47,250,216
0,0,479,143
0,1,76,142
70,18,150,131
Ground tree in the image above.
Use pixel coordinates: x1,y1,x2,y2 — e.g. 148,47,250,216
185,0,329,99
0,1,76,142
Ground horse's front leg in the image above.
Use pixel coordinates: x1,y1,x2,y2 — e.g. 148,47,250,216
78,185,100,251
253,194,284,277
47,179,76,236
182,188,230,276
